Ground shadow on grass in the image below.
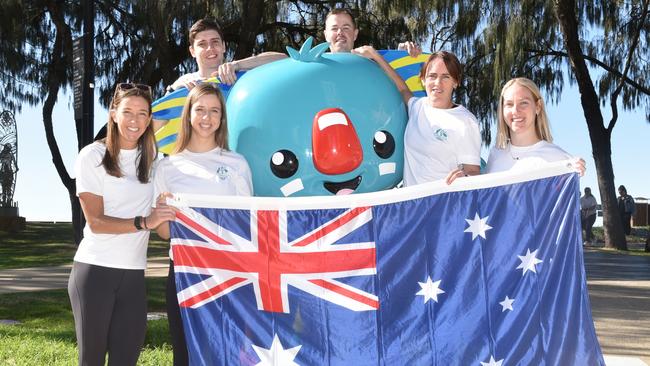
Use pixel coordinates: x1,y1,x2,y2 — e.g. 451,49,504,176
0,222,76,269
584,250,650,281
0,277,171,350
0,222,170,270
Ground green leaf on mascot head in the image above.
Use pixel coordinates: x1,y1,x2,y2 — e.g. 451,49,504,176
285,36,330,63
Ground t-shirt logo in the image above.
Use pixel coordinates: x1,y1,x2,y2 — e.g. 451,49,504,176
216,166,230,180
434,128,448,141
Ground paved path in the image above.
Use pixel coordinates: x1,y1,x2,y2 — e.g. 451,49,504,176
584,248,650,364
0,251,648,365
0,257,168,294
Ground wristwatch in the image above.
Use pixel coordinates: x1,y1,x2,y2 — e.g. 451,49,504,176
134,216,144,230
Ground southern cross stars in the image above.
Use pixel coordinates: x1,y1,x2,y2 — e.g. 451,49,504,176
516,248,543,276
499,296,514,312
252,334,301,366
416,276,445,303
480,355,504,366
464,213,492,240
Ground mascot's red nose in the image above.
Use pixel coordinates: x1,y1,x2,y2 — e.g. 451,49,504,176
312,108,363,175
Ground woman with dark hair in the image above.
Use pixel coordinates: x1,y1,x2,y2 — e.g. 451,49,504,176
353,47,481,185
154,83,253,365
68,83,175,365
617,185,635,235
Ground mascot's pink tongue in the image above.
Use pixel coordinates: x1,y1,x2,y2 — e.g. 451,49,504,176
336,188,355,195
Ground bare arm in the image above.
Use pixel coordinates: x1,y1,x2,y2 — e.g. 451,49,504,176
352,46,413,105
79,192,175,234
445,164,481,185
217,52,287,85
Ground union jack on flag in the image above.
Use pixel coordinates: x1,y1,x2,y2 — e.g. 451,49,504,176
169,162,605,366
171,206,378,313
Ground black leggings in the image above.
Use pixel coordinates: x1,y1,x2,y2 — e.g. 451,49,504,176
68,262,147,366
167,260,189,366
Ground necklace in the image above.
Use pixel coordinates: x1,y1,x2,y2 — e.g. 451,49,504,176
508,144,520,160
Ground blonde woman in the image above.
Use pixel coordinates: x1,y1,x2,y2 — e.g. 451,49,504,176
153,83,253,365
486,77,585,174
69,83,175,366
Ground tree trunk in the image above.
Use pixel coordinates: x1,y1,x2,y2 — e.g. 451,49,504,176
44,1,84,245
553,0,627,250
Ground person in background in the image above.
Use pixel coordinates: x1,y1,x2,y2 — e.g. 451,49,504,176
154,83,253,366
485,77,585,175
580,187,598,246
69,83,175,366
617,185,635,235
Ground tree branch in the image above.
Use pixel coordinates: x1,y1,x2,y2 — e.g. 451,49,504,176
608,0,649,132
525,48,650,95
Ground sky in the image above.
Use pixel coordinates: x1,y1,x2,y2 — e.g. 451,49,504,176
11,71,650,222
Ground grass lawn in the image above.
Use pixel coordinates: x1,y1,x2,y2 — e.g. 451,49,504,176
0,222,170,270
0,277,172,365
591,226,650,256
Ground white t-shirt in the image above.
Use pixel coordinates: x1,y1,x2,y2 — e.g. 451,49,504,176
486,140,572,173
74,142,153,269
170,72,202,92
403,97,481,186
580,195,598,217
154,147,253,258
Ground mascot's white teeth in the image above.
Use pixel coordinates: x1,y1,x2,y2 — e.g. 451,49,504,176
281,178,304,197
378,162,396,176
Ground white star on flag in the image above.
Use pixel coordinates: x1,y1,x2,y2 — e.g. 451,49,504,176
499,296,514,312
252,334,302,366
516,248,543,275
480,355,504,366
464,213,492,240
416,276,445,303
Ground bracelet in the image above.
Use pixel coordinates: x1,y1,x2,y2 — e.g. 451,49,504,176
134,216,143,230
143,216,148,230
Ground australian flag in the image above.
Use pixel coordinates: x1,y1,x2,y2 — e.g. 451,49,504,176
169,162,604,365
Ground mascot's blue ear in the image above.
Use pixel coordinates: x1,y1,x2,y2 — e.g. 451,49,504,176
285,36,331,62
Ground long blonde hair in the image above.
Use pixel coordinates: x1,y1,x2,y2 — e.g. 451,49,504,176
172,83,229,154
495,77,553,149
101,85,156,183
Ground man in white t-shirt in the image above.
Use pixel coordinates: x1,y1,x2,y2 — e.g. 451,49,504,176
154,18,286,132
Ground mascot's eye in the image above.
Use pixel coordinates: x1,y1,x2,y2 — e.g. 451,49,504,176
270,150,299,178
373,130,395,159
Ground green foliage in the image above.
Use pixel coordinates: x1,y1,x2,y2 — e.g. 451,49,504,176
0,222,76,269
2,1,647,123
0,278,171,365
0,222,169,269
0,1,80,112
591,226,650,255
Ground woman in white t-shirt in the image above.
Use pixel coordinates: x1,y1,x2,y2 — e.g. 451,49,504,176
153,83,253,366
486,78,585,174
353,47,482,186
68,83,175,366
